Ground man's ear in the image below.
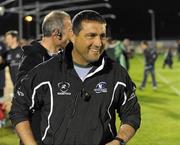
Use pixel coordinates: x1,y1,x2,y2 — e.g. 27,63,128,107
56,31,62,40
53,30,62,40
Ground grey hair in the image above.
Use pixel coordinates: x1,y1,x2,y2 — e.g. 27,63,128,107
42,10,70,37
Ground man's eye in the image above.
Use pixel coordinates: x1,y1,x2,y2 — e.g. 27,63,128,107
100,34,106,39
87,34,96,38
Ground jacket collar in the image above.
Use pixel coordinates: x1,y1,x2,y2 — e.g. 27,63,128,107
61,42,107,79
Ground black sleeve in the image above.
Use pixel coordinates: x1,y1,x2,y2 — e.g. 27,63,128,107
116,75,141,131
9,71,43,127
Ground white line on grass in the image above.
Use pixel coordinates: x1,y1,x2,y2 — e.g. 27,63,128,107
156,71,180,96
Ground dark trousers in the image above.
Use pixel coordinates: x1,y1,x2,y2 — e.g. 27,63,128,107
140,65,157,88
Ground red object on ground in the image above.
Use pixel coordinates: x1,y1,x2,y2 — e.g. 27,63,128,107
0,103,5,120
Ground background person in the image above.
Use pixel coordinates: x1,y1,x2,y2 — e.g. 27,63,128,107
0,30,22,86
139,40,158,90
0,30,22,115
114,38,131,71
17,10,72,83
16,10,72,145
162,47,173,69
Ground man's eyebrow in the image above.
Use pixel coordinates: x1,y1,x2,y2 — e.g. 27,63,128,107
85,32,97,36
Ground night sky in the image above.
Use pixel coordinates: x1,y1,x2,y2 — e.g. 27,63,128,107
0,0,180,40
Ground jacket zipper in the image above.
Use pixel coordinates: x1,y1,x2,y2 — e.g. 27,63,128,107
60,92,80,144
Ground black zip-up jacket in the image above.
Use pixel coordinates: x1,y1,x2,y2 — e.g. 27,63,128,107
17,40,51,83
144,48,158,67
10,45,141,145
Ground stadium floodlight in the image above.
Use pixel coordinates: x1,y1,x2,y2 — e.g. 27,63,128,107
148,9,156,48
0,0,16,15
24,15,33,22
0,6,5,16
148,9,154,14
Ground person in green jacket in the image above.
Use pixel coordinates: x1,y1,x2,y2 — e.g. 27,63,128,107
114,38,130,71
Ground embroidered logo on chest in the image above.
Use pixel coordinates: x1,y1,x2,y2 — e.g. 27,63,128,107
94,82,107,93
57,82,71,95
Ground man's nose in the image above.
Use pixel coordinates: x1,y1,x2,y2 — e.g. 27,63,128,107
94,36,103,47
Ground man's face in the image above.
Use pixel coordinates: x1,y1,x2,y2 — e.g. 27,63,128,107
5,34,14,48
59,16,72,49
72,21,107,65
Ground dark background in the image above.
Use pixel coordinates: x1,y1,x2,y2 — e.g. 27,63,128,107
0,0,180,40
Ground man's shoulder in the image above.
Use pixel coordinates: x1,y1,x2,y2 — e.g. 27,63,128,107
33,54,60,71
107,58,128,76
22,41,46,55
25,57,58,81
